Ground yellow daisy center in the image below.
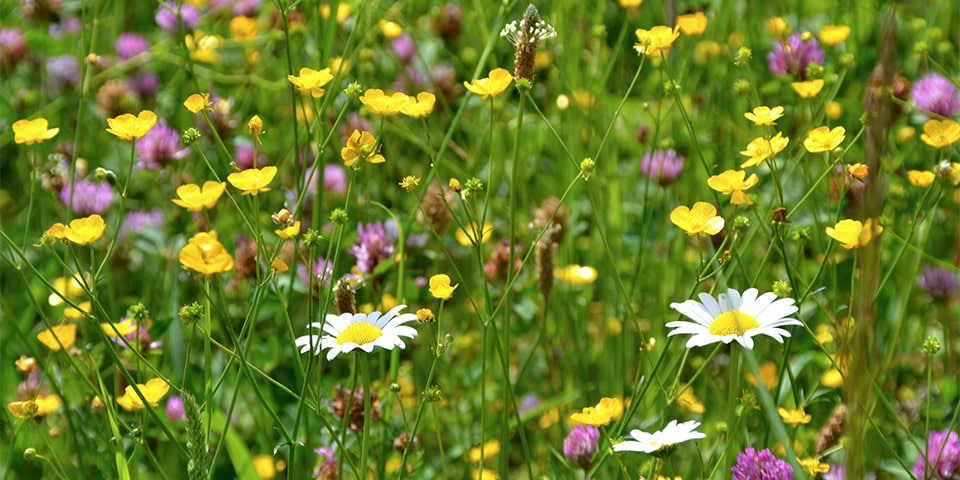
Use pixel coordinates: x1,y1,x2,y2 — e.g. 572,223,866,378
336,322,383,345
708,311,759,336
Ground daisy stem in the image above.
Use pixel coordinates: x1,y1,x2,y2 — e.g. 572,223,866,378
724,345,740,469
359,353,372,479
670,344,721,404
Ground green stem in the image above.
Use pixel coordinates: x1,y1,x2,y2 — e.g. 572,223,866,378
21,147,37,257
724,346,740,469
203,279,213,446
359,353,372,479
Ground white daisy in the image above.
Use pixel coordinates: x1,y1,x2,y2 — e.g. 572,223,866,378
295,305,419,361
613,419,706,456
667,288,801,350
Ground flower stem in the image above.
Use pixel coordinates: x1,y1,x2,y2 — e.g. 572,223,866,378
359,353,372,479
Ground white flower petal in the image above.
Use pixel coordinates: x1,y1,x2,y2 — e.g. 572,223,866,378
669,301,715,327
614,419,705,455
696,292,722,316
667,288,800,351
297,306,419,360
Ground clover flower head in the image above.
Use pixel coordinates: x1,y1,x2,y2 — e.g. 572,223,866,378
732,446,794,480
911,72,960,118
115,32,149,60
641,149,684,186
136,119,191,169
349,220,396,274
60,179,116,215
297,257,334,294
913,429,960,479
156,1,199,34
918,265,960,299
767,32,824,78
46,54,81,91
563,424,600,470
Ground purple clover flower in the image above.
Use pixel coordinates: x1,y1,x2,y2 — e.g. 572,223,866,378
210,0,262,16
298,258,334,294
918,265,960,299
136,120,191,170
46,54,81,91
0,28,27,71
641,149,684,187
911,73,960,118
234,141,266,170
914,429,960,479
49,18,81,39
165,396,186,422
348,220,396,275
156,1,199,34
120,208,164,240
563,424,600,470
324,163,348,196
517,393,541,417
60,179,116,215
313,445,339,479
128,72,159,100
731,446,794,480
823,465,875,480
392,34,416,63
115,32,150,61
767,33,824,78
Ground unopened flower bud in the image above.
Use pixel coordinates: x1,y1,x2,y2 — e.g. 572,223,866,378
182,127,202,144
922,336,941,355
247,115,263,137
95,167,119,186
345,82,362,98
580,157,595,180
416,308,434,324
772,280,792,298
330,208,348,225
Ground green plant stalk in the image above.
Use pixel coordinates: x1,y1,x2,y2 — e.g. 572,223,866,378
96,140,138,280
743,349,801,472
397,349,442,479
203,279,213,447
359,353,372,480
723,346,741,470
502,85,529,478
21,146,38,257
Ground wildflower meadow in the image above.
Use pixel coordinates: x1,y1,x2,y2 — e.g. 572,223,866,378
4,0,960,478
